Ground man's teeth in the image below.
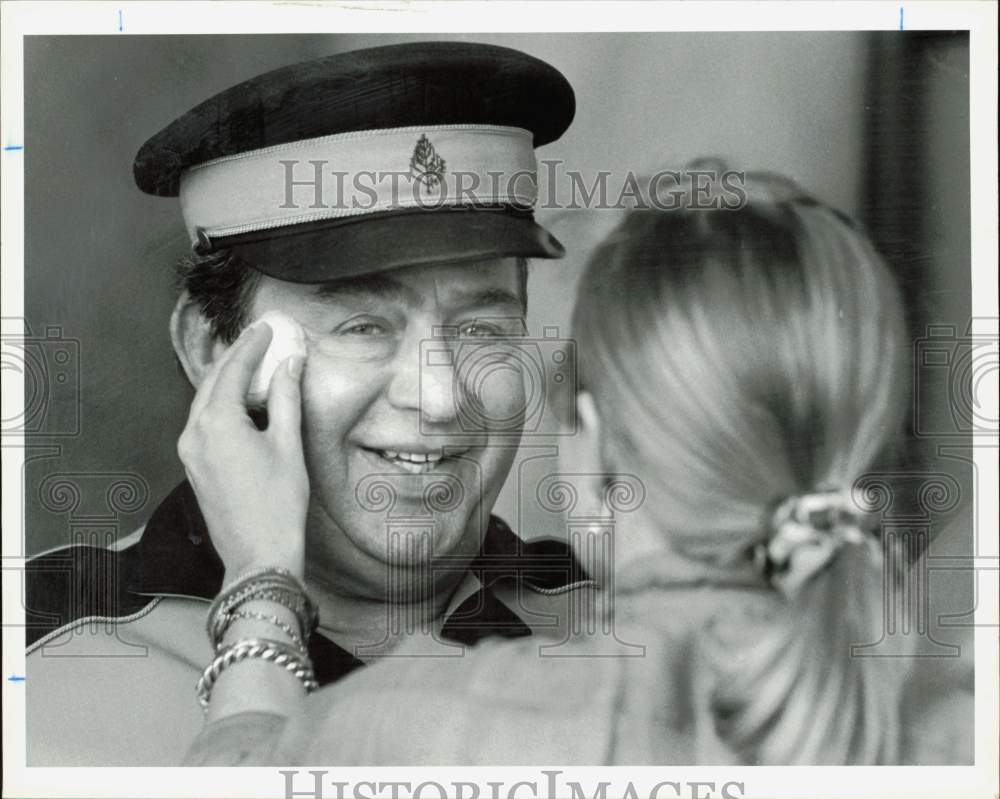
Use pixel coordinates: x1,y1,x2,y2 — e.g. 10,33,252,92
381,450,442,463
378,450,444,470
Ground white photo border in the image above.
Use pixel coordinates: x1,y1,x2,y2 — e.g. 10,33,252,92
2,2,997,798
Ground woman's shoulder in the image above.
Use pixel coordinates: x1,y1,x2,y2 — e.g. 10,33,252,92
285,633,631,765
281,581,754,766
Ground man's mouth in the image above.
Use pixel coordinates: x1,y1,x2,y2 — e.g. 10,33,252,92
361,446,471,475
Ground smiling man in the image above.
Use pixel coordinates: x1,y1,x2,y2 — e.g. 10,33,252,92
246,264,530,585
25,41,592,766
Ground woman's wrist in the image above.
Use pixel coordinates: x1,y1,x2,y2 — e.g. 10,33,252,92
223,552,305,587
199,574,319,718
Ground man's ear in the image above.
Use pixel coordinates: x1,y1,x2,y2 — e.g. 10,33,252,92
170,292,228,387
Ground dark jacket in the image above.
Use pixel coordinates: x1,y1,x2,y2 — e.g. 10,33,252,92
25,481,594,765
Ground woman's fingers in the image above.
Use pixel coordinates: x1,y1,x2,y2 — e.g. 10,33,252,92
176,317,310,592
186,323,270,421
208,321,274,410
267,355,305,447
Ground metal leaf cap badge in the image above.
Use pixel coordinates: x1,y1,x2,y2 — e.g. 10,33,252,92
410,134,446,193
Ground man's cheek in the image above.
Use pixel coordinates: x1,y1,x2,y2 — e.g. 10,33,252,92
299,359,378,437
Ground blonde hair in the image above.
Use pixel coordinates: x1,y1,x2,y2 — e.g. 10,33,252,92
572,170,907,763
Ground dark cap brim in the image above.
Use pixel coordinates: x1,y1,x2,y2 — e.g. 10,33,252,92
225,208,564,283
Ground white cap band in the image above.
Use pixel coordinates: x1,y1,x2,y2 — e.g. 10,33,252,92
178,124,537,247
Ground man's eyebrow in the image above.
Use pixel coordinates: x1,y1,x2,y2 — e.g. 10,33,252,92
312,274,421,307
449,288,526,313
313,279,526,314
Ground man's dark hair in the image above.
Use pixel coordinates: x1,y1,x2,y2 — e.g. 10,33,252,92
176,250,261,344
177,251,529,343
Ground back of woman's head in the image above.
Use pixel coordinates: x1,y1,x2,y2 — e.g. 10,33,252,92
572,170,907,763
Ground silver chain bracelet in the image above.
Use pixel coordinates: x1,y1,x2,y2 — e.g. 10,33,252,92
196,637,318,711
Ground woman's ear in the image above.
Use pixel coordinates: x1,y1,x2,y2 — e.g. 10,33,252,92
170,292,227,387
576,391,601,433
558,390,604,481
576,390,601,441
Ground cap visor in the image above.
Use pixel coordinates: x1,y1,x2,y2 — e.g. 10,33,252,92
226,209,565,283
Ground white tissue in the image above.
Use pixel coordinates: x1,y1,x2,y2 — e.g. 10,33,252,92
246,311,307,406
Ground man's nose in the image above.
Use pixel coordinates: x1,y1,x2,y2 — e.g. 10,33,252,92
386,338,460,425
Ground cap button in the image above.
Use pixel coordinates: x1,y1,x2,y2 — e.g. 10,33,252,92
195,227,213,253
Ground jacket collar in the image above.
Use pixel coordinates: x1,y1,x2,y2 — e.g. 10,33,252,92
130,480,587,598
127,481,583,684
128,481,222,599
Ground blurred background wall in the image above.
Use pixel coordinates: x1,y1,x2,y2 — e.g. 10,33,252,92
21,34,972,628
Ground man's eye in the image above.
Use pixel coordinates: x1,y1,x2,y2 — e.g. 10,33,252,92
459,322,505,338
338,318,389,336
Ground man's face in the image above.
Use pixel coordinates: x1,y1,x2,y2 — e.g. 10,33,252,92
248,257,526,596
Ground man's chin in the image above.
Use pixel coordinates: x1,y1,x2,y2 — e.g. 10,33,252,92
353,511,483,562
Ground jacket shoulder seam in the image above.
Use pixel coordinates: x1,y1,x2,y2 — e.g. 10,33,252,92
26,596,163,656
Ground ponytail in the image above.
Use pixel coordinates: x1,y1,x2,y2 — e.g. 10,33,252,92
706,524,901,764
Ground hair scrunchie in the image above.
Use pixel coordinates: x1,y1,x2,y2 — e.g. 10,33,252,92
755,490,879,598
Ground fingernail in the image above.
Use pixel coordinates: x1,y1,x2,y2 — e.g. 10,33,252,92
286,355,304,380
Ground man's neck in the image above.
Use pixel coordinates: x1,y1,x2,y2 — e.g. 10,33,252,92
299,504,486,659
303,568,467,661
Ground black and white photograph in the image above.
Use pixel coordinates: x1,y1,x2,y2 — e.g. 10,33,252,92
2,2,997,798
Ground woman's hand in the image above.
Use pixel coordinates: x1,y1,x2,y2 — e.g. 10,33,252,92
178,321,309,582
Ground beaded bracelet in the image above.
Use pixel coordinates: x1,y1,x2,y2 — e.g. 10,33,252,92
207,567,319,649
209,584,315,648
196,637,318,711
219,609,308,654
213,566,311,609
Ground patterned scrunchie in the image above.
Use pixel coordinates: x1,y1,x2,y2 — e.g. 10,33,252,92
755,490,879,598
